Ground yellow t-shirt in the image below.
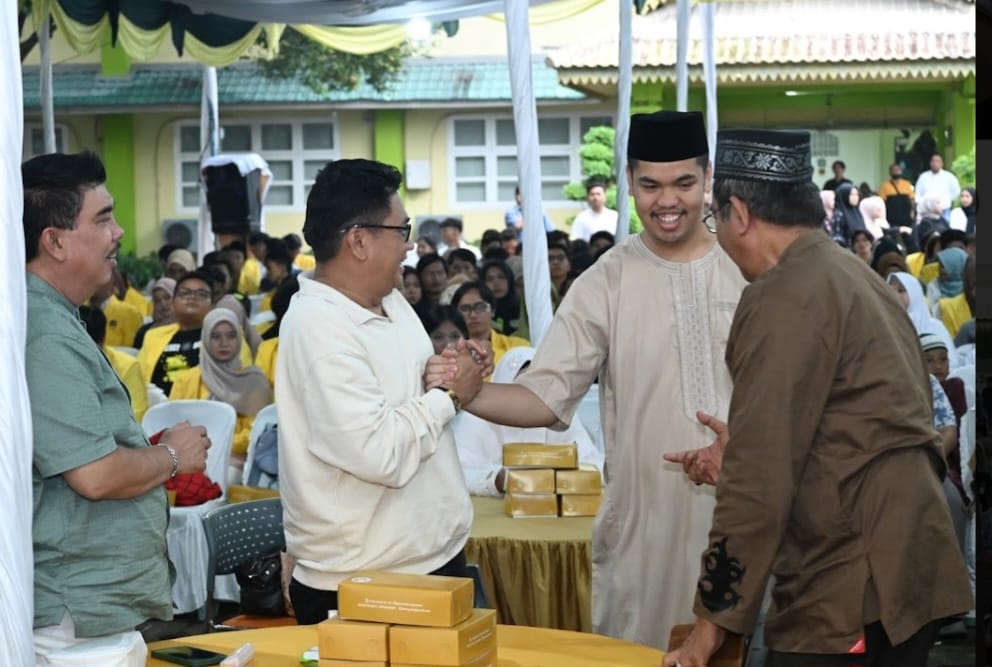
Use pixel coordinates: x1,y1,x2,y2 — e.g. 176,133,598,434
123,286,152,318
937,293,972,340
238,257,263,296
103,297,144,348
254,338,279,389
294,254,316,271
488,330,530,380
104,345,149,421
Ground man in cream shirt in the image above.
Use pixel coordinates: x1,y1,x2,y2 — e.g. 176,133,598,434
276,158,486,623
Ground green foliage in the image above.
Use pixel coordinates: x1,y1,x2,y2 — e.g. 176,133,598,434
951,147,975,188
259,29,411,94
116,252,162,290
562,125,642,233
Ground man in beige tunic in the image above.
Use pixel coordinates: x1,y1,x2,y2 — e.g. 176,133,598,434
665,129,972,667
443,111,748,649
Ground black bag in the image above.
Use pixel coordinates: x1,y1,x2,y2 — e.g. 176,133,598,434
234,551,285,616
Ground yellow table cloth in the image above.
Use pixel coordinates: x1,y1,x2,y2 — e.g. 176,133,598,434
466,497,594,632
147,624,663,667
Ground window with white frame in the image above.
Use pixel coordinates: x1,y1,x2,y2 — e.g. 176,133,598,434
449,113,614,207
23,124,67,159
175,118,339,212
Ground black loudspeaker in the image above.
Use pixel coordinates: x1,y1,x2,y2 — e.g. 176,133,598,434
203,163,263,236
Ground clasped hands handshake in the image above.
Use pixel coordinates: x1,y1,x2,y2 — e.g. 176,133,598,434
422,339,494,408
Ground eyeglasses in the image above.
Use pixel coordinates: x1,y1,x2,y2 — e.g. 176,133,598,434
176,288,212,301
343,223,412,242
458,302,491,316
702,201,729,233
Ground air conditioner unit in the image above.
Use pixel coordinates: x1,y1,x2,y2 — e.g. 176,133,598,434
162,218,199,255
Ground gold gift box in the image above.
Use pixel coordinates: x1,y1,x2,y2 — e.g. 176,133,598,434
554,465,602,495
502,443,578,469
317,613,389,661
504,493,558,518
318,660,388,667
559,494,602,517
338,571,473,628
389,609,497,666
505,468,555,494
391,649,497,667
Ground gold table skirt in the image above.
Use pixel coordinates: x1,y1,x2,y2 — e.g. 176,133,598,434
466,496,594,632
147,624,663,667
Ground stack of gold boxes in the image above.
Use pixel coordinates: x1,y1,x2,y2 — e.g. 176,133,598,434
502,443,602,517
317,572,497,667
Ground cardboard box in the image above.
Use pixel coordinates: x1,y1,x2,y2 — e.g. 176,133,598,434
318,613,389,661
318,661,388,667
502,443,578,469
389,609,496,666
391,648,497,667
559,494,602,517
554,465,602,494
337,571,473,627
505,468,555,494
504,493,558,518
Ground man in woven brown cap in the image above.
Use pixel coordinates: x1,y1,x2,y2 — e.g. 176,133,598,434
665,129,971,667
430,111,748,649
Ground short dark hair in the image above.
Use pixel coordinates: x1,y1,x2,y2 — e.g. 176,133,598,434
940,229,968,248
585,179,607,193
420,305,469,340
158,244,181,264
271,275,300,324
439,217,463,232
850,229,873,246
77,304,106,346
589,230,615,246
416,253,447,276
282,233,303,251
222,240,247,255
174,270,216,298
451,280,496,311
482,246,510,261
264,238,294,270
712,179,824,229
448,248,478,268
547,230,569,248
481,229,502,245
832,160,846,170
402,265,421,284
499,228,518,241
303,159,403,262
22,151,107,263
248,232,269,247
202,250,237,280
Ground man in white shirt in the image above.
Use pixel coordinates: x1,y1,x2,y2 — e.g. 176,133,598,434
439,217,481,259
914,153,961,220
276,158,487,624
570,180,619,241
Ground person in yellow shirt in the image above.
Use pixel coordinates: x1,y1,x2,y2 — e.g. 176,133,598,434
112,268,152,318
450,281,528,378
260,239,295,313
90,271,144,348
934,253,975,339
169,309,273,460
79,305,149,421
255,275,301,388
285,232,316,271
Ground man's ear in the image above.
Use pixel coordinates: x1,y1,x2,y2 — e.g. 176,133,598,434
727,196,753,236
39,227,66,261
342,227,369,261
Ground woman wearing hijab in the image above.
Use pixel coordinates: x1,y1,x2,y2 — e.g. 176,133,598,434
857,195,890,240
133,277,176,350
925,246,968,305
830,182,866,247
949,187,977,235
169,309,274,467
164,248,196,281
819,190,836,236
887,272,956,363
481,259,520,335
448,347,604,497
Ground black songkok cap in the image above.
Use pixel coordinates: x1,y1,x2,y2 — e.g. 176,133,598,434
714,129,814,184
627,110,708,162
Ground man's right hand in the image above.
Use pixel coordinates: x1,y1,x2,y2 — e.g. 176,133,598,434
662,411,728,486
446,344,484,407
160,421,211,475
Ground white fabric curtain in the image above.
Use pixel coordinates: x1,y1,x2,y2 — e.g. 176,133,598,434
613,0,633,242
0,1,36,664
197,66,219,259
504,0,552,345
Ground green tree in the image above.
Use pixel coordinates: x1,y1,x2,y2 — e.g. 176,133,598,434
258,29,412,94
951,147,975,188
562,126,642,234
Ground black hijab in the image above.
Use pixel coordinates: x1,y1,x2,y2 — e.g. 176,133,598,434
481,259,520,335
833,183,866,245
961,187,977,235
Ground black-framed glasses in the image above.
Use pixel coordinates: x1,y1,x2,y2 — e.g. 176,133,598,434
702,201,730,233
458,302,491,316
175,288,212,301
343,223,412,242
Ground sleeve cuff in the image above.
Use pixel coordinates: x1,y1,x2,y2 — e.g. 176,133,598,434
423,387,457,425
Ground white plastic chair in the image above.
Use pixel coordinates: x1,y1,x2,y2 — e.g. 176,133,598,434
146,383,168,410
247,293,265,318
242,403,279,487
249,309,275,329
141,399,238,616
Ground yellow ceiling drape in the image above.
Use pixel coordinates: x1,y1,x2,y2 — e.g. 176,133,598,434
485,0,605,24
291,23,409,55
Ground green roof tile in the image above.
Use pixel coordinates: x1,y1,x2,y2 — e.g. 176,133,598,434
22,58,587,110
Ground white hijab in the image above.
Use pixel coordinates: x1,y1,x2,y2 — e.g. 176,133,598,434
199,308,273,417
887,272,956,362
